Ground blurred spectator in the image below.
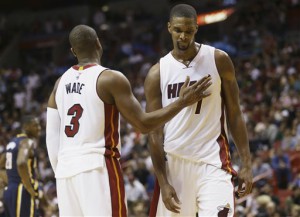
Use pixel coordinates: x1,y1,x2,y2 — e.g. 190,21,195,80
271,148,292,189
285,186,300,214
124,167,149,216
252,157,273,187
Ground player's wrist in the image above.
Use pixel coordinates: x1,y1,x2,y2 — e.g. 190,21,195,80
174,98,185,110
241,161,252,169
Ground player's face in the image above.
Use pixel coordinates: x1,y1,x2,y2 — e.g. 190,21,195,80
27,118,41,138
168,17,198,51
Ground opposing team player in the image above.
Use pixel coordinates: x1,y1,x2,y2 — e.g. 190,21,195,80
46,24,211,216
2,116,41,217
145,4,253,217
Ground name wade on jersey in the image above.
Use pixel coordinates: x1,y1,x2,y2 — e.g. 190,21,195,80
167,80,197,99
66,82,85,94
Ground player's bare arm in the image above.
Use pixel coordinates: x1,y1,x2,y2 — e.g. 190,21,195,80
17,139,37,197
97,69,212,133
215,49,253,197
46,77,61,173
48,77,61,109
0,153,6,169
145,63,181,214
0,153,7,184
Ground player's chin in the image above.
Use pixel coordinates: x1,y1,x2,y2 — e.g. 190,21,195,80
177,43,189,51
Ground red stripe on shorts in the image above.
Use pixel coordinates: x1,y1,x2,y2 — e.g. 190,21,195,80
149,179,160,217
105,157,127,217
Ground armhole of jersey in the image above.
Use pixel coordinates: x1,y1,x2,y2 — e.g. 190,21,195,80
96,68,113,104
159,59,163,94
54,76,63,107
211,47,221,80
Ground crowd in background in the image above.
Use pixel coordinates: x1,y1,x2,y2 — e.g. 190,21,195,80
0,0,300,216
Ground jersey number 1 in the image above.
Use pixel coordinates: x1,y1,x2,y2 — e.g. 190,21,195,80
65,104,83,137
195,100,202,114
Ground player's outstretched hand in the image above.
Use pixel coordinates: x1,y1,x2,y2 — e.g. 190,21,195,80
236,166,253,198
179,75,212,106
161,183,181,214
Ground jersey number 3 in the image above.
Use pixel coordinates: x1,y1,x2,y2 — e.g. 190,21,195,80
65,104,83,137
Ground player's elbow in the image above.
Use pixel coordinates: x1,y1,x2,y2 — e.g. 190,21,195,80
140,127,151,134
134,118,153,134
17,160,27,168
135,123,151,134
17,162,28,177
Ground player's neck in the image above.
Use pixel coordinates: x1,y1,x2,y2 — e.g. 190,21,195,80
172,43,200,62
77,57,100,66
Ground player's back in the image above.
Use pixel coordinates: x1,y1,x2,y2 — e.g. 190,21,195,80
55,64,120,178
5,134,36,185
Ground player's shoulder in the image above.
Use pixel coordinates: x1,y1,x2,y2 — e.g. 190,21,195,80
214,48,229,59
19,138,34,149
147,63,160,77
145,63,160,88
100,69,127,80
97,69,130,89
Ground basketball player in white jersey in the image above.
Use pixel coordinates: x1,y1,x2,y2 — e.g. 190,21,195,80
46,24,212,217
145,4,253,217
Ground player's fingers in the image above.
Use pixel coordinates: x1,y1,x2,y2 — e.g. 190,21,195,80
195,83,212,97
165,198,180,213
245,182,253,195
182,76,190,88
173,193,181,205
237,179,243,192
169,200,181,213
194,78,212,93
201,78,213,90
193,75,211,88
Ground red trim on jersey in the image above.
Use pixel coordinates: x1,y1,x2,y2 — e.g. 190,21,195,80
149,179,160,217
104,104,126,216
217,100,237,176
72,64,97,70
104,103,120,158
105,157,127,217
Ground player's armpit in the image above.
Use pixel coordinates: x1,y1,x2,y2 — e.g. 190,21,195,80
48,77,61,109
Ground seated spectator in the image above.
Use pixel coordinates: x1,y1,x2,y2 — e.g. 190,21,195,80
271,148,292,189
285,186,300,214
252,156,273,187
124,167,149,216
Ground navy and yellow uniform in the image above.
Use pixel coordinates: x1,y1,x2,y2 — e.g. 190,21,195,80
3,134,38,217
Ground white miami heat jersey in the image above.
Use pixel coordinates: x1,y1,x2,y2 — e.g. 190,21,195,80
55,64,120,178
160,44,236,175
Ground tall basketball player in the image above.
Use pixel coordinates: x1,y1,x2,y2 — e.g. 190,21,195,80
46,24,212,216
145,4,253,217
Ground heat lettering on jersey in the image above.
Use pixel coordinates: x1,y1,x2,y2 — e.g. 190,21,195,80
167,80,196,99
65,82,85,94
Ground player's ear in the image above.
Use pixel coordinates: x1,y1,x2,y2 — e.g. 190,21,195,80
96,38,103,57
96,38,101,48
70,48,77,57
167,22,171,34
195,24,198,34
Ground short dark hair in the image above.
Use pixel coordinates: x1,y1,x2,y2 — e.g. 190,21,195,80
21,115,36,128
69,25,98,54
170,4,197,21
